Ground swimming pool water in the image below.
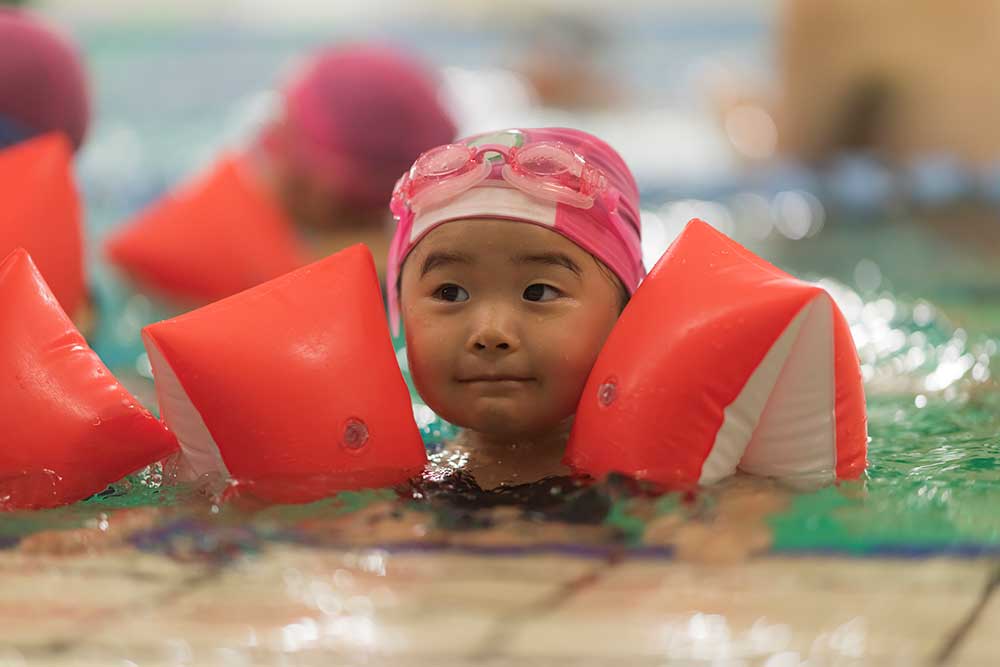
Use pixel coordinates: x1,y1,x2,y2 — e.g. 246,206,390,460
4,291,999,560
6,18,1000,562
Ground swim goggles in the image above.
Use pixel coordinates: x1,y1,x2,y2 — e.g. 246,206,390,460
390,140,611,215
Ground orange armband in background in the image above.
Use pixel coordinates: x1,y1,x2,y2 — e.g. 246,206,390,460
0,134,84,320
105,155,308,306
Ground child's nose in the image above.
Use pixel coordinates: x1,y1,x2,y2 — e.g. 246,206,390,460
467,312,520,355
473,336,512,352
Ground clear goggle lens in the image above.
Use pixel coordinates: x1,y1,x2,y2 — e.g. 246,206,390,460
395,140,607,214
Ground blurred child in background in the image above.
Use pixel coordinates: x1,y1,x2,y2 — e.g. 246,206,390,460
106,43,456,309
253,44,458,276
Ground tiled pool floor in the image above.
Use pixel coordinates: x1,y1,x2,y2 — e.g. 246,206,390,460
1,542,996,666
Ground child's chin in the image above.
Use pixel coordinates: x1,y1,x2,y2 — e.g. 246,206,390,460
461,403,562,441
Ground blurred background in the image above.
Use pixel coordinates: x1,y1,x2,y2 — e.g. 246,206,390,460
6,0,1000,385
55,0,775,218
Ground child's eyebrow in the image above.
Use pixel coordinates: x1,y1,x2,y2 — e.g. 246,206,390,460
420,251,474,277
512,252,582,278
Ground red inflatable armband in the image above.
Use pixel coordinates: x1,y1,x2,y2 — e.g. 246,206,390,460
0,134,84,318
0,249,178,510
566,219,867,488
142,244,426,503
105,154,308,305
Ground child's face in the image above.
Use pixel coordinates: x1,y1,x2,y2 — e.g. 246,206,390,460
400,218,622,440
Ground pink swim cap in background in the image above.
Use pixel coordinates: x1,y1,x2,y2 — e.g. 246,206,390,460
0,9,90,151
387,127,644,334
262,44,457,211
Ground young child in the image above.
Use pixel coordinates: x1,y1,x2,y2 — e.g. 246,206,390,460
252,44,456,277
387,128,644,489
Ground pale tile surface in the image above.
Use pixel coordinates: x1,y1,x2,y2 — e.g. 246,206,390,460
502,557,996,665
0,546,994,666
948,582,1000,667
0,550,204,649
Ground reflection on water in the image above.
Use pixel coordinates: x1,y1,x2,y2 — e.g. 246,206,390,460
822,279,996,399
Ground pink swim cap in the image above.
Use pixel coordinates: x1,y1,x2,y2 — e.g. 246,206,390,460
0,9,89,151
387,127,644,334
263,44,456,210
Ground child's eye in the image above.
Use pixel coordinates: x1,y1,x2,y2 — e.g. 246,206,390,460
433,284,470,302
523,284,561,302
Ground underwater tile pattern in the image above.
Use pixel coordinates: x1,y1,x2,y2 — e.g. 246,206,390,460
0,549,210,659
504,557,997,665
947,572,1000,667
0,546,996,666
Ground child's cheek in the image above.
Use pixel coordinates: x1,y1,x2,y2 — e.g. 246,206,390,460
404,321,447,395
404,327,431,381
550,308,618,402
537,328,597,412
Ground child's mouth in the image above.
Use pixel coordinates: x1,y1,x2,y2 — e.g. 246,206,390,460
459,376,537,395
457,375,536,384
